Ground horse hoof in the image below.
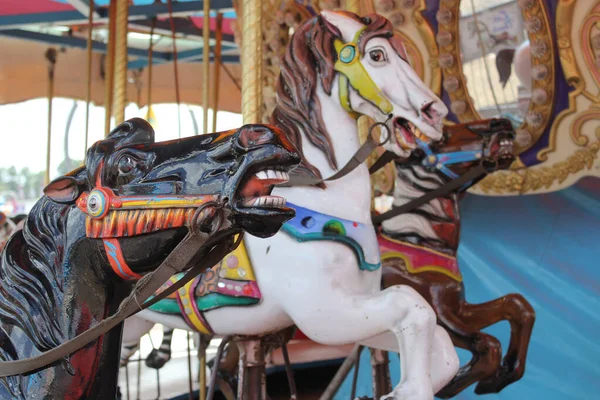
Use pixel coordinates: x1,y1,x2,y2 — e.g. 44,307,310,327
474,366,522,394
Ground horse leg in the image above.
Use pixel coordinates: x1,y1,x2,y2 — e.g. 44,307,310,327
433,309,502,399
458,294,535,394
145,327,174,369
285,285,459,400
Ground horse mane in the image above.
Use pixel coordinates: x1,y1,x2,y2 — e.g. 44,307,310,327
270,12,396,180
0,196,70,359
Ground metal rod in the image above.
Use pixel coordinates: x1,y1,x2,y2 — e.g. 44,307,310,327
202,0,211,134
281,342,297,400
166,0,182,137
219,60,241,92
44,48,57,185
211,12,223,133
319,344,363,400
207,337,232,400
350,346,362,399
84,0,94,158
146,18,156,121
103,0,116,136
187,331,194,400
199,335,207,400
136,340,142,400
125,362,130,400
113,0,129,124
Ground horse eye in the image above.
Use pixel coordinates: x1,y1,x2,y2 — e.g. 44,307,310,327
118,155,136,175
369,49,385,62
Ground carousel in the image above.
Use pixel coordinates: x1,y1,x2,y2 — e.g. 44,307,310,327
0,0,598,399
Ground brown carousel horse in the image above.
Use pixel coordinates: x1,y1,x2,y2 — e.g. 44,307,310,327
376,118,535,397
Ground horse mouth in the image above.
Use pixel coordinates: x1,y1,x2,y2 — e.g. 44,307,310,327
490,137,515,168
236,168,290,211
393,117,427,150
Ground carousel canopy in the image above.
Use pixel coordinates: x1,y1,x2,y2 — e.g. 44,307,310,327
0,0,243,112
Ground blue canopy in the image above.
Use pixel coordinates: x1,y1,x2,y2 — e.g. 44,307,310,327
336,177,600,400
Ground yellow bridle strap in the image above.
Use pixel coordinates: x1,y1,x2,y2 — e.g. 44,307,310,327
334,27,393,118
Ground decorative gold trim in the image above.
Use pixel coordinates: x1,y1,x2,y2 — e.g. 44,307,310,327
436,0,556,156
537,0,600,160
415,0,442,95
475,140,599,194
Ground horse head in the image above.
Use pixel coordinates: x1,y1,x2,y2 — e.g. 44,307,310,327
320,11,448,157
419,118,516,181
43,118,300,269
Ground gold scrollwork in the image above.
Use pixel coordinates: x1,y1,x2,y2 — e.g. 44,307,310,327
476,140,599,194
436,0,556,156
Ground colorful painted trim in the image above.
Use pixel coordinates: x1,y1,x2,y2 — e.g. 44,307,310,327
103,239,142,280
282,203,381,271
147,240,262,333
173,276,213,335
378,234,462,282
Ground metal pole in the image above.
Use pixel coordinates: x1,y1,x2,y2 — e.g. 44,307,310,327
113,0,129,124
346,0,360,14
319,344,363,400
202,0,211,134
211,12,223,133
104,0,116,136
146,18,156,120
45,48,57,185
84,0,94,157
241,0,263,124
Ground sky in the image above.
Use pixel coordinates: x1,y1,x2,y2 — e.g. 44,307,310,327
0,98,243,182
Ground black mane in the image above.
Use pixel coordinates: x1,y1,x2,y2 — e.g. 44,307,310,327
0,196,72,395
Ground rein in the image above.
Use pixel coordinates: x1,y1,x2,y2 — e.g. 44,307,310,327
0,201,243,377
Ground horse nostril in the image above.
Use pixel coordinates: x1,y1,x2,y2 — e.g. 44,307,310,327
421,102,434,119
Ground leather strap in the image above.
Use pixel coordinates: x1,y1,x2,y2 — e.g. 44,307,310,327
0,218,242,377
279,136,380,187
372,164,487,224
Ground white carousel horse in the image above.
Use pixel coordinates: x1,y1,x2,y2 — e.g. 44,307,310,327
123,11,459,399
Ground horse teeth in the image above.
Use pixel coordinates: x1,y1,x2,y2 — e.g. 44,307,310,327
281,171,289,181
255,171,268,180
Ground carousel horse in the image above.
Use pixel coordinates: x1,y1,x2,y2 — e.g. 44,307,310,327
378,118,535,397
0,118,300,399
125,11,461,400
0,212,17,252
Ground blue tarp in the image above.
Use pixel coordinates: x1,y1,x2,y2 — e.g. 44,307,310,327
336,177,600,400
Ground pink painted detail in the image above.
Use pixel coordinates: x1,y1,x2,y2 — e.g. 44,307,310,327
225,255,239,269
1,0,74,16
188,16,235,36
217,279,261,299
378,235,462,282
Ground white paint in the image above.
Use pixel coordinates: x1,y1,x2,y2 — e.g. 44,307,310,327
124,12,458,399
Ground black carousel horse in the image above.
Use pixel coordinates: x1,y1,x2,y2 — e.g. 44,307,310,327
0,118,300,399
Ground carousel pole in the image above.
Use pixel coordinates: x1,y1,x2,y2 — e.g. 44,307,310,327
146,18,156,121
202,0,211,134
113,0,129,124
211,13,223,133
241,0,263,124
84,0,94,156
104,0,116,136
45,48,57,185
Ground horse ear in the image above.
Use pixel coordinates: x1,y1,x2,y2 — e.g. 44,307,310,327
107,118,155,148
44,176,82,204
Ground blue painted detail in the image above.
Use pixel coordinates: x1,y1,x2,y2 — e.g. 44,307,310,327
282,203,381,272
417,137,482,184
104,241,136,280
0,29,169,60
335,178,600,400
340,45,357,63
128,53,239,70
0,1,234,28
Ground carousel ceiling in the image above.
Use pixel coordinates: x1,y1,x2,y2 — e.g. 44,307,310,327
0,0,243,112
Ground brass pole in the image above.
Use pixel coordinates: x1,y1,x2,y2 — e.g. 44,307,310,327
113,0,129,124
241,0,263,124
202,0,211,134
104,0,117,136
84,0,94,157
211,13,223,133
45,48,57,185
